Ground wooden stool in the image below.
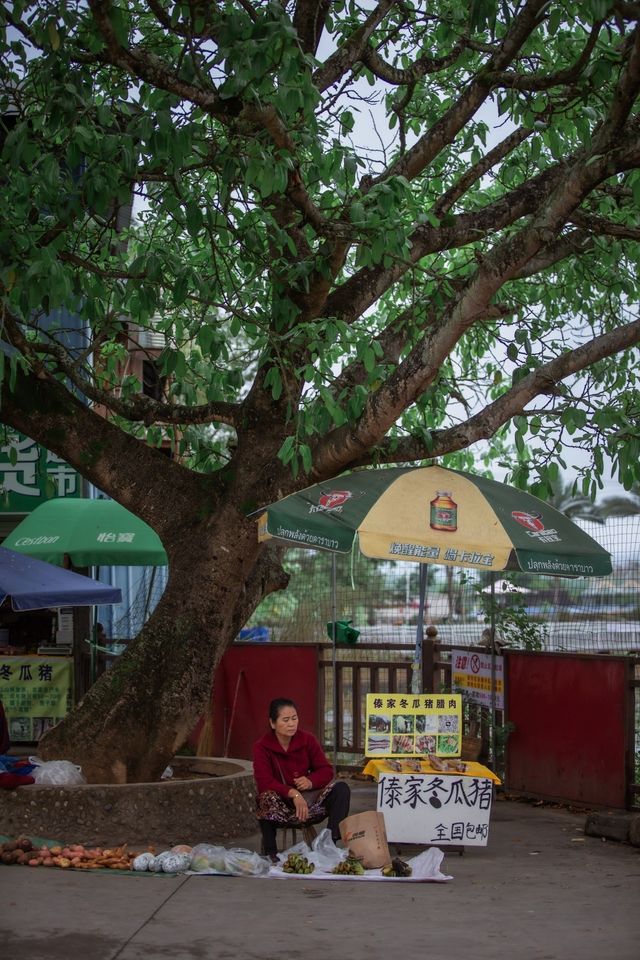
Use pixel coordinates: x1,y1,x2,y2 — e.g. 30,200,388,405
278,822,319,851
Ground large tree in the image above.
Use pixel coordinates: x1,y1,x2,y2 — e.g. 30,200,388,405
1,0,640,782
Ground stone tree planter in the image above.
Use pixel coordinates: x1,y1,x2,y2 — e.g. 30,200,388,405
0,757,257,847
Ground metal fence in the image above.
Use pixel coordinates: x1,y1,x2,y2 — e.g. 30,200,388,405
317,640,501,767
315,641,640,809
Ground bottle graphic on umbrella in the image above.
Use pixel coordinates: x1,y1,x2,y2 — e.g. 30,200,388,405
430,491,458,532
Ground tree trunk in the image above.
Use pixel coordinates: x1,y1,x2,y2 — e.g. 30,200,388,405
37,505,283,783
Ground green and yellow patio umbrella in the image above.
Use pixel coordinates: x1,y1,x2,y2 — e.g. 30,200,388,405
257,465,611,577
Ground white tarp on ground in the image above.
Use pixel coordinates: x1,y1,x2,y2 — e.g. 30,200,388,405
266,846,452,882
187,831,453,883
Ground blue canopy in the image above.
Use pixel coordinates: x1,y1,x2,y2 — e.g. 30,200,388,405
0,546,122,611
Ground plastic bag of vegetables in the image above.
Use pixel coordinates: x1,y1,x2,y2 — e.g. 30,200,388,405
224,848,270,876
189,843,228,874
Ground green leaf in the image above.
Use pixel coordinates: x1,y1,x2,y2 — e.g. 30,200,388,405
349,202,365,224
185,202,203,237
363,347,375,373
340,111,355,133
172,273,190,306
264,365,283,400
278,436,295,465
547,7,562,35
299,443,312,473
8,355,18,393
47,20,61,51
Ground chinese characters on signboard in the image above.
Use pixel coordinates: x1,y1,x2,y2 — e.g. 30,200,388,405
0,656,73,741
377,772,493,845
0,432,80,512
451,649,504,709
365,692,462,758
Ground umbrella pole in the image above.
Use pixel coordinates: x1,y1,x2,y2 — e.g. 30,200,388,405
414,564,427,694
490,572,497,769
90,622,97,685
331,553,338,770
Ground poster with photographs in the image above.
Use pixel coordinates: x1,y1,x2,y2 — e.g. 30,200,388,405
365,693,462,758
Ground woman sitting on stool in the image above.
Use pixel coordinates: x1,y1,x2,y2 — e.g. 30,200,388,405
253,697,350,862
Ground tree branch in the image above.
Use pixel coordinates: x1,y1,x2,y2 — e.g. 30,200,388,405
312,0,395,92
0,363,213,541
433,126,534,219
360,39,467,85
489,18,603,91
569,210,640,240
87,0,242,121
325,164,566,324
327,302,512,399
509,229,594,278
362,0,549,190
371,317,640,464
312,128,640,476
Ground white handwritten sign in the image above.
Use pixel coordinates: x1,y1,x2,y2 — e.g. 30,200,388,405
377,773,493,846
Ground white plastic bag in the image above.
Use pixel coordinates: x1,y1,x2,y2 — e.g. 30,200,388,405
279,839,310,859
29,757,86,786
405,847,453,882
224,847,270,876
311,828,346,872
190,843,228,873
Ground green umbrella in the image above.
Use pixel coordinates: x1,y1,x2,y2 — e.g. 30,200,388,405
258,465,611,576
5,497,168,567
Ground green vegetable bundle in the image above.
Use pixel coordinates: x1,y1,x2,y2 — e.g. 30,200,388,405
332,857,365,876
281,853,315,874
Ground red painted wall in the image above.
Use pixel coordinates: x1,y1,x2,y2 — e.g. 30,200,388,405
506,652,629,808
206,644,320,760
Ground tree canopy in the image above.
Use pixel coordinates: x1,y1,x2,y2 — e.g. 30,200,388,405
1,0,640,780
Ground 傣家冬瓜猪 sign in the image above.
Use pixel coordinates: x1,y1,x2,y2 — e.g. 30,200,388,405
377,772,493,845
0,656,73,741
365,692,462,758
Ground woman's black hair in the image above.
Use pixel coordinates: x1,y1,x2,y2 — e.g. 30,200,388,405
269,697,297,723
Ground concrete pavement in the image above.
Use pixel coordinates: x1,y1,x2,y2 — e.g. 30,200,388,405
1,782,639,960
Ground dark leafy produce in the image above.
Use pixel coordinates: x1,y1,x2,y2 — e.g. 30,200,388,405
332,857,365,876
281,853,315,874
381,857,413,878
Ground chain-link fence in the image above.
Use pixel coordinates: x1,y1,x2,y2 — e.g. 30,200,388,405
244,516,640,655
